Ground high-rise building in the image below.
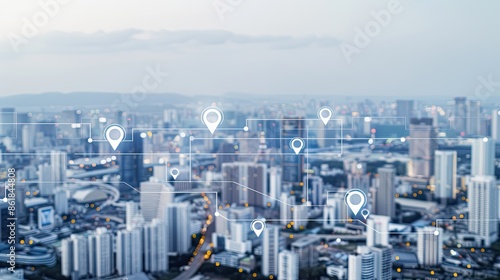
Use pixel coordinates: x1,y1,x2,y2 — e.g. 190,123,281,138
278,250,299,280
54,188,68,215
38,163,53,196
323,198,336,229
281,117,305,186
126,201,139,230
492,109,500,142
374,166,395,219
269,167,282,206
371,245,392,280
366,215,390,247
417,226,442,266
292,204,308,230
280,193,295,226
221,162,267,207
50,150,67,183
116,228,143,276
453,97,467,134
62,234,89,278
88,228,114,278
143,218,169,273
163,202,190,253
262,225,280,276
348,173,370,195
22,125,34,153
396,100,414,123
434,150,457,201
304,175,324,205
216,142,238,171
468,176,498,246
0,108,15,137
140,179,174,221
409,118,436,178
466,100,481,135
348,246,375,280
119,130,145,191
291,236,319,268
471,137,495,177
61,237,74,278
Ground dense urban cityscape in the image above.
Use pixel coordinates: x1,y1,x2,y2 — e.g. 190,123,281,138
0,96,498,279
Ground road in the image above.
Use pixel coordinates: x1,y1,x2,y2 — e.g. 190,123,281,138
173,194,216,280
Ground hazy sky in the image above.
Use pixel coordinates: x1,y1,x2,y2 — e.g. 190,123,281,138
1,0,500,100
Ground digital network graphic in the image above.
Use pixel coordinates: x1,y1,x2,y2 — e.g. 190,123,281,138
0,100,498,280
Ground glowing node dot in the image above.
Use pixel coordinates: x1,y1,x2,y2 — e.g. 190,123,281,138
400,137,406,142
87,138,93,143
140,132,147,138
243,126,249,131
214,212,220,217
190,136,195,141
434,230,440,236
180,132,186,137
2,198,7,202
483,137,488,142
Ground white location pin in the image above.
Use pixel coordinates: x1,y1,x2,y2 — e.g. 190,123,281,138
289,138,305,155
201,107,223,134
104,124,126,151
344,189,367,216
361,209,370,220
250,219,266,237
318,107,333,126
170,168,180,180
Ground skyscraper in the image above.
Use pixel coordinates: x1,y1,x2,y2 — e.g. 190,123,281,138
38,163,52,196
262,225,280,276
366,215,390,247
116,228,143,276
371,245,392,280
88,228,114,278
348,246,375,280
471,137,495,177
396,100,414,123
492,109,500,142
292,204,308,230
0,108,15,137
54,188,68,215
466,100,481,135
323,198,336,229
417,227,443,266
374,166,395,219
281,117,305,186
453,97,467,134
221,162,267,207
140,179,174,221
409,118,436,178
278,250,299,280
126,201,139,230
62,234,89,278
50,150,67,183
61,237,74,278
119,130,145,191
304,175,324,205
163,202,191,253
434,150,457,201
468,176,498,246
291,236,319,268
269,167,282,206
280,193,295,225
143,218,169,273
